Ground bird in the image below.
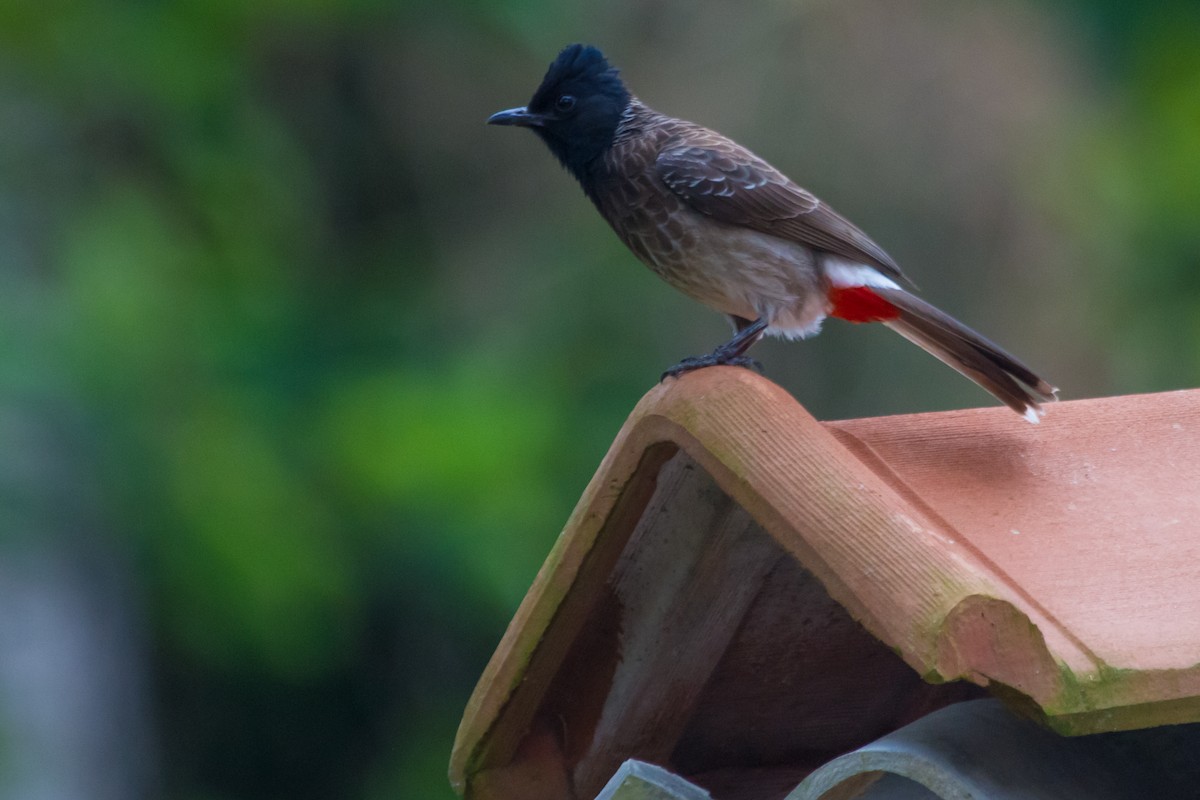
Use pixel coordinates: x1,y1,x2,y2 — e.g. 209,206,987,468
488,44,1057,422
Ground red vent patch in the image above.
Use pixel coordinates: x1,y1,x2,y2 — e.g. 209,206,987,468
829,286,901,323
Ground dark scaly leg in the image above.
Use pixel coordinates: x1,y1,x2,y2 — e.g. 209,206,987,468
661,316,769,380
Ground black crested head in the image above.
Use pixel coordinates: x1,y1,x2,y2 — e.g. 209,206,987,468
490,44,631,189
527,44,631,178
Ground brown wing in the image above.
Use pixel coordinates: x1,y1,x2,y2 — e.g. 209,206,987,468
655,140,907,282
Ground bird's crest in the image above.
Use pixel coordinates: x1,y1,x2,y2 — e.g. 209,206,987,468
511,44,631,188
529,44,626,113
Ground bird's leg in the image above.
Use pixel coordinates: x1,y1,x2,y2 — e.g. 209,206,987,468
719,315,769,360
661,316,769,380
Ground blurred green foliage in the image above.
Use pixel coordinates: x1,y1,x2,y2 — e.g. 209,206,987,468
1074,5,1200,387
0,1,1196,798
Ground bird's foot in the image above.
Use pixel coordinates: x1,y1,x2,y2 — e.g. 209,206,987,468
661,352,763,381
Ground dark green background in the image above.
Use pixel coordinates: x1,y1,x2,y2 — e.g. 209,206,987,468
1,1,1197,797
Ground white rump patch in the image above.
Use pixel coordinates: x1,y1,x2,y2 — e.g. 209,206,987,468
825,257,901,290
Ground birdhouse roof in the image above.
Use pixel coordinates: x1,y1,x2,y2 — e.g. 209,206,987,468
450,369,1200,800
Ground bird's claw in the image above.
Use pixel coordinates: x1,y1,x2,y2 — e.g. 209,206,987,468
660,353,763,381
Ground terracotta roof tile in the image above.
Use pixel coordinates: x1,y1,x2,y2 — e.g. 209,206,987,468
451,369,1200,799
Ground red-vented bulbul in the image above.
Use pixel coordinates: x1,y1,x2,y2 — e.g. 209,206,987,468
489,44,1057,421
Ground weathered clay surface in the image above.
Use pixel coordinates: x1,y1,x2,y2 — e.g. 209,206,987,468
451,370,1200,799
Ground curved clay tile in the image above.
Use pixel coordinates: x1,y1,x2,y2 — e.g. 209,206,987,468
451,369,1200,800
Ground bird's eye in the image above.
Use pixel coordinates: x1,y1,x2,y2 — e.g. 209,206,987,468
555,94,577,112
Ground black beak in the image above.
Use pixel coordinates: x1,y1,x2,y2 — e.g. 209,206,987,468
487,106,545,128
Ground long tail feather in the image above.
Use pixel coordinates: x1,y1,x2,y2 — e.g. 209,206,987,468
875,288,1058,422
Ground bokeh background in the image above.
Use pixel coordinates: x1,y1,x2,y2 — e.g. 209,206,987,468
1,0,1197,797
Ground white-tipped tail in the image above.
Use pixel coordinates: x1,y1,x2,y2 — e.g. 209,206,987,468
876,288,1057,423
